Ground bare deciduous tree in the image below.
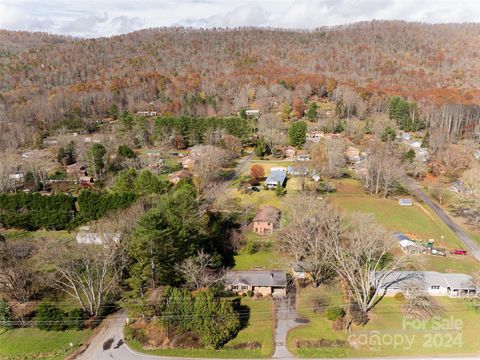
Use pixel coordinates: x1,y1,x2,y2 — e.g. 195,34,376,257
191,145,230,189
0,239,44,302
364,143,404,197
37,206,144,316
280,194,341,287
327,213,406,326
402,280,440,317
176,250,225,290
40,236,127,317
258,113,287,151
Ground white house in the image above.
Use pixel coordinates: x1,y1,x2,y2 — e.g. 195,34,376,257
76,231,121,245
245,109,260,118
378,271,475,298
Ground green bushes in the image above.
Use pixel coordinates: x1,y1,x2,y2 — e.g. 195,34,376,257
0,193,76,230
0,190,137,230
245,239,260,254
0,299,13,330
77,190,136,222
34,303,85,331
157,287,242,349
325,306,345,321
112,169,169,196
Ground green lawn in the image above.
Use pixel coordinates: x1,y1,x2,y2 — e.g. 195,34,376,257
287,285,349,358
128,297,274,358
2,229,74,242
288,285,480,357
0,328,91,360
328,179,480,273
234,248,290,271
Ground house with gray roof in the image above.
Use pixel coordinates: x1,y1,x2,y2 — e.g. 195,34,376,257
264,167,287,189
378,271,476,298
225,270,287,297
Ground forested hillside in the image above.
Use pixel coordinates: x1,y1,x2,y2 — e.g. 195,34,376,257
1,21,480,149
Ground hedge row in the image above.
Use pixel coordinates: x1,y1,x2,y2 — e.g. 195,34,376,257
0,191,136,230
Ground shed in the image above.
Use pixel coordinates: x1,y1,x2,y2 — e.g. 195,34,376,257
399,198,413,206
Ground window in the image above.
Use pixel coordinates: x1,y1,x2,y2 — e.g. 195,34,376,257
431,285,440,290
241,285,248,291
232,285,238,290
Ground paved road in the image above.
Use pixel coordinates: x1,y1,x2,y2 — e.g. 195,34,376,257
273,290,298,358
403,176,480,261
75,313,479,360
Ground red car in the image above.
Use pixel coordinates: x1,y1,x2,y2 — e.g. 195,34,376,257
450,249,467,255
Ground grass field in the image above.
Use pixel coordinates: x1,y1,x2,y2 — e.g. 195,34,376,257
0,328,91,360
288,285,480,358
2,229,74,242
327,179,480,273
128,297,274,358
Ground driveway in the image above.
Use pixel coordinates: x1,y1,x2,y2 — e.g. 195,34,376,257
273,284,299,358
403,176,480,261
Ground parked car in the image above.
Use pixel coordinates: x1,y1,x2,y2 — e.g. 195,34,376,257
450,249,467,255
251,186,260,192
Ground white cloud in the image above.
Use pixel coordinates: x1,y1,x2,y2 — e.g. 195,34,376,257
0,0,479,37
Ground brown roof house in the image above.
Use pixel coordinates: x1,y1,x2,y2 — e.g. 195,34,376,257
180,156,196,170
225,270,287,297
283,146,296,158
253,205,280,235
168,169,192,185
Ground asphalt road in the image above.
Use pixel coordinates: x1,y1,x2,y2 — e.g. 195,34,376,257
75,313,479,360
403,176,480,261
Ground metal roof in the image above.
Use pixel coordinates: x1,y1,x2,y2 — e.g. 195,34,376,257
265,170,286,185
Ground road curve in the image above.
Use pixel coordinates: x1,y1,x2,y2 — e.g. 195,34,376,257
403,176,480,261
74,311,479,360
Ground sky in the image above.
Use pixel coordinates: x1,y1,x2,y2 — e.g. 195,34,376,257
0,0,479,38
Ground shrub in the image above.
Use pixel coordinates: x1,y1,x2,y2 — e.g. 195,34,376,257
0,299,13,330
246,290,254,297
275,183,286,197
394,292,406,301
325,306,345,321
65,308,85,330
35,302,66,331
118,145,136,159
245,239,260,254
